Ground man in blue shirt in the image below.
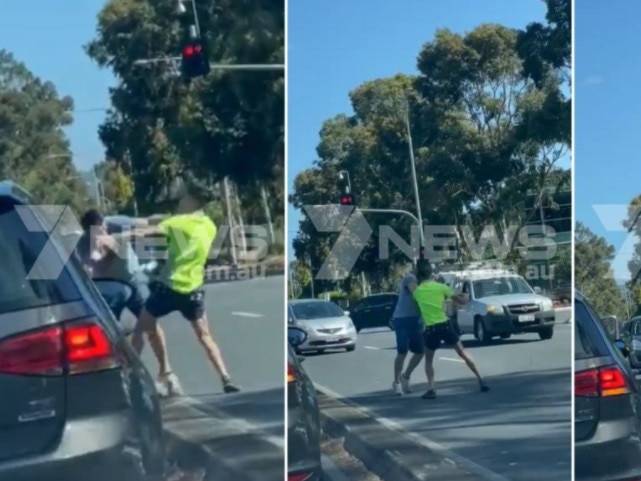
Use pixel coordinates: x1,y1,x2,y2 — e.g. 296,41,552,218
391,265,425,395
76,209,151,320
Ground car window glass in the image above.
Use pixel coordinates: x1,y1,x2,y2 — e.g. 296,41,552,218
291,301,345,320
633,321,641,336
0,201,80,314
575,302,599,360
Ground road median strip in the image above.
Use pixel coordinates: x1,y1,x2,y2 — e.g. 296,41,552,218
161,399,283,481
316,391,492,481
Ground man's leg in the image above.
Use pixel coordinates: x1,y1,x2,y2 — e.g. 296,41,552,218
452,342,490,392
392,318,409,394
400,318,425,393
442,322,489,392
182,289,240,393
132,308,171,376
133,285,181,395
421,327,440,399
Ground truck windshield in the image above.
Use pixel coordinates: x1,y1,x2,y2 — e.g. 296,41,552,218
472,276,533,299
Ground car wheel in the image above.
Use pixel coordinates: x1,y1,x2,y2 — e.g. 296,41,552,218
474,318,492,344
346,345,355,352
538,326,554,340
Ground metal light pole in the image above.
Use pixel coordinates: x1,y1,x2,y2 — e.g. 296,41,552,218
133,57,284,71
176,0,201,37
233,184,248,257
222,177,238,265
339,170,352,193
403,97,425,249
261,185,275,244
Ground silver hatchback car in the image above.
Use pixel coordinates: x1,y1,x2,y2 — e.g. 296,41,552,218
288,299,357,354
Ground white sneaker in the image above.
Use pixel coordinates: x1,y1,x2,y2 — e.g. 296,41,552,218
400,375,412,393
157,372,184,397
393,381,404,396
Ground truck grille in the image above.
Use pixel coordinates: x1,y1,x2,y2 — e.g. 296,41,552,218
507,304,540,315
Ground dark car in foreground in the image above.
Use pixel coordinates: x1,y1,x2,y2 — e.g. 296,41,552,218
287,327,322,481
0,182,165,481
575,291,641,481
349,293,398,332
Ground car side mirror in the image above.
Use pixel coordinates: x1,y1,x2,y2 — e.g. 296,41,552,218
615,339,630,357
288,327,307,347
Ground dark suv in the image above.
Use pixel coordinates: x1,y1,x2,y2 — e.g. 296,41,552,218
575,291,641,480
349,293,398,332
0,182,165,480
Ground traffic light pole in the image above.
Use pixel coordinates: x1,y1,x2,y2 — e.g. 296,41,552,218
133,57,284,71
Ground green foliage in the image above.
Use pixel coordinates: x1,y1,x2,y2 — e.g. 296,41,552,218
575,222,627,319
85,0,283,214
0,50,89,210
290,15,570,290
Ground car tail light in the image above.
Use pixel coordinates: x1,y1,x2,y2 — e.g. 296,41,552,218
288,473,313,481
575,366,629,398
287,363,296,383
0,319,118,376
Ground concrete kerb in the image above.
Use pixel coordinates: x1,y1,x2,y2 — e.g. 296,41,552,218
163,426,250,481
316,391,491,481
161,401,263,481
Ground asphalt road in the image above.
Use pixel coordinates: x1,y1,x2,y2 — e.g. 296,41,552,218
126,276,285,478
303,324,572,481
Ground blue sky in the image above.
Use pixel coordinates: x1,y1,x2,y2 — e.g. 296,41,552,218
0,0,114,171
575,1,641,281
287,0,548,259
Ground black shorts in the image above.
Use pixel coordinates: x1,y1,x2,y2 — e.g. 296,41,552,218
424,322,460,351
145,282,205,322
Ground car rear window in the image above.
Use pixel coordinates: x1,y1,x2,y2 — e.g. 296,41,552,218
575,300,612,360
0,200,81,314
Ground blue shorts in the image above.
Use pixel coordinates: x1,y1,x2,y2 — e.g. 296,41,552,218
393,316,424,355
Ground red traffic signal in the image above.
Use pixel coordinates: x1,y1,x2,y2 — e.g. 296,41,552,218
339,195,354,206
183,44,203,57
181,41,210,79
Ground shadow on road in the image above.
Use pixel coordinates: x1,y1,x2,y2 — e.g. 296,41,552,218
338,368,571,480
185,388,284,439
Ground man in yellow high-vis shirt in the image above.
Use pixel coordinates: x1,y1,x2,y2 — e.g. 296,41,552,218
129,178,240,396
412,259,489,399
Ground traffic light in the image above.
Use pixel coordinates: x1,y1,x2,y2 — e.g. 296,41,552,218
339,194,355,206
181,40,210,80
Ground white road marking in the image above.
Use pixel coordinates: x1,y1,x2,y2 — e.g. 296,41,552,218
363,345,382,350
231,311,264,318
315,383,511,481
169,396,284,449
439,356,465,363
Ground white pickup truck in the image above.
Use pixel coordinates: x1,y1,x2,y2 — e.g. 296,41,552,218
445,269,556,344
